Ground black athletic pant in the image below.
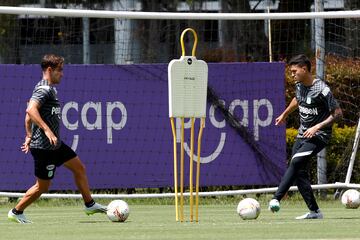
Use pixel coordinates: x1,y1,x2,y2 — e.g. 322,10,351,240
274,137,327,211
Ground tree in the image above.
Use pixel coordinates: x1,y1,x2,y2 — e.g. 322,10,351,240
136,0,180,63
0,0,22,63
272,0,313,60
344,0,360,58
216,0,268,61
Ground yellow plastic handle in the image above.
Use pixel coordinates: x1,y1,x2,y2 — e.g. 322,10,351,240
180,28,198,57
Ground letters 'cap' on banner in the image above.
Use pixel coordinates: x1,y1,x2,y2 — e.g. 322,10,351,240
168,28,208,118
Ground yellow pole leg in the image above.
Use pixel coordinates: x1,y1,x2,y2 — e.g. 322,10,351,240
170,118,179,221
180,117,185,222
196,117,205,222
189,117,195,222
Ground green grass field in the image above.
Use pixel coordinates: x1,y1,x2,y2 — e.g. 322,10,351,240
1,196,359,240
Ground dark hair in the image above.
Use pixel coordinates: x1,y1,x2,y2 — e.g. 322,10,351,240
41,54,64,71
288,54,311,72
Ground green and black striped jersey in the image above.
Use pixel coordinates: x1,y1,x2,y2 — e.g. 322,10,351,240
29,79,61,150
295,79,339,143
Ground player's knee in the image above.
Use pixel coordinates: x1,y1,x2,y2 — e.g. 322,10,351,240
36,182,50,193
39,186,49,193
296,170,309,179
289,157,305,168
67,157,87,175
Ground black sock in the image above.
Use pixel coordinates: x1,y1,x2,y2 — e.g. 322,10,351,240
85,199,95,208
12,208,23,215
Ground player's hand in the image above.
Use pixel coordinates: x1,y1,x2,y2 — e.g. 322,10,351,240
44,129,58,146
303,125,320,138
21,136,31,154
275,114,286,125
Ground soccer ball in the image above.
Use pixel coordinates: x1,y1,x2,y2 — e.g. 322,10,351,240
106,200,130,222
341,189,360,209
269,199,280,212
236,198,261,220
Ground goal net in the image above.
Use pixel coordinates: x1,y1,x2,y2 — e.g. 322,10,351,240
0,0,359,199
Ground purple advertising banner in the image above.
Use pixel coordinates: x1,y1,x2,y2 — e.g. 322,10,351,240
0,63,286,190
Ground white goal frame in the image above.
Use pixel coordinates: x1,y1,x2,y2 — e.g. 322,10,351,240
0,6,359,20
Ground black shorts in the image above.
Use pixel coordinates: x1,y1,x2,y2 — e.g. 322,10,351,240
30,142,77,180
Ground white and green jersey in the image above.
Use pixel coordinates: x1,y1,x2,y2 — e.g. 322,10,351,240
295,79,339,143
29,79,61,150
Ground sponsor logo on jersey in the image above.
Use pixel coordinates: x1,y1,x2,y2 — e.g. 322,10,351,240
299,105,318,115
51,107,61,115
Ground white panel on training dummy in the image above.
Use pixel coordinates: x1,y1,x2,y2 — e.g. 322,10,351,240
168,56,208,118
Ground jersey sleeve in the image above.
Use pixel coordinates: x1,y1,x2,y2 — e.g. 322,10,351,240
295,83,301,103
321,86,339,112
30,86,50,106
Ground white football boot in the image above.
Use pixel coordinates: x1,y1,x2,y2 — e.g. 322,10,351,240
84,202,107,215
8,209,32,224
295,210,323,220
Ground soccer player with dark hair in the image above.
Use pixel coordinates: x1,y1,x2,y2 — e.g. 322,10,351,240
8,54,107,223
269,54,342,219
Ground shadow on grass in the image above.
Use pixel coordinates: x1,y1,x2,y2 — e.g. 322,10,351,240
78,220,132,223
329,217,359,220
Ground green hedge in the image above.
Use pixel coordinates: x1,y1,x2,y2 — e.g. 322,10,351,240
286,125,359,184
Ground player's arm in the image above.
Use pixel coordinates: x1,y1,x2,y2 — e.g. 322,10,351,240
275,97,298,125
25,113,32,138
26,99,58,145
303,106,343,138
21,113,33,153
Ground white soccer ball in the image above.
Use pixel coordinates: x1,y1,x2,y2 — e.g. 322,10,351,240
341,189,360,209
106,200,130,222
237,198,261,220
